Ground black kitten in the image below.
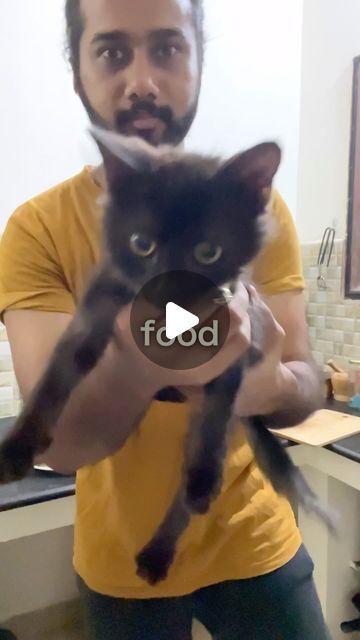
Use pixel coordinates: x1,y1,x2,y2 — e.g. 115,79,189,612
0,129,335,585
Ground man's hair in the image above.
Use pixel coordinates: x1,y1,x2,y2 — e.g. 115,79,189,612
65,0,204,78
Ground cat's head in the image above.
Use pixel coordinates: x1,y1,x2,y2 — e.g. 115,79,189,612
91,126,281,297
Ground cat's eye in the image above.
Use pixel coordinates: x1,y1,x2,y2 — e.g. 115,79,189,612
130,234,157,257
194,243,223,265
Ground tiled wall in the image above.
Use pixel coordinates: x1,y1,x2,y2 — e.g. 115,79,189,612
302,240,360,370
0,327,20,417
0,239,358,419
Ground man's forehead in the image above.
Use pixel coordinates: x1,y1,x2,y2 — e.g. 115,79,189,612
80,0,193,36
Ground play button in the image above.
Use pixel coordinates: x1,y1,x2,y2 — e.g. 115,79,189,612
130,270,231,370
165,303,199,340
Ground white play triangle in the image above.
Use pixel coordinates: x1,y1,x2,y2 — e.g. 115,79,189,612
165,303,200,340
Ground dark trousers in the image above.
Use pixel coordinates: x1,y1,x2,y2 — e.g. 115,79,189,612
77,545,331,639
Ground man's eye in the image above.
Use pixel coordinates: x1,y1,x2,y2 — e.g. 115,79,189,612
101,48,124,61
154,45,179,61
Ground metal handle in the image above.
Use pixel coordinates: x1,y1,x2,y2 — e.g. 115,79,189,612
317,227,335,290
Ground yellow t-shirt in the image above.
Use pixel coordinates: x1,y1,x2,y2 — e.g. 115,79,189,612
0,167,304,598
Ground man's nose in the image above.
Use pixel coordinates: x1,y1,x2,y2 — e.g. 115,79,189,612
124,51,160,103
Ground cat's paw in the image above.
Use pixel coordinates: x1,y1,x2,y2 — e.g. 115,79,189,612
136,540,175,586
186,465,222,514
0,437,39,484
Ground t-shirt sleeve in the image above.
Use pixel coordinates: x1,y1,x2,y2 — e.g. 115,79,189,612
251,190,305,296
0,203,75,320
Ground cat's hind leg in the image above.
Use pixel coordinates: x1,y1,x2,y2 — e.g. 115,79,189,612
185,364,243,515
136,492,190,585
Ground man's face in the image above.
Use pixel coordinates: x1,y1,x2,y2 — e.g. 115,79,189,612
77,0,201,145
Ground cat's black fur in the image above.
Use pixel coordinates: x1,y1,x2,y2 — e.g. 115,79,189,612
0,130,335,585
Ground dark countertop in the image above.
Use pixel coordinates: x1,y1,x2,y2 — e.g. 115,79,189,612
325,399,360,463
0,400,359,512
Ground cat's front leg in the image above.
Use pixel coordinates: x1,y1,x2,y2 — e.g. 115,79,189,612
0,265,132,484
184,363,243,515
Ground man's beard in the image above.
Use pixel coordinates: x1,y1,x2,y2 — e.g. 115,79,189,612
77,81,198,147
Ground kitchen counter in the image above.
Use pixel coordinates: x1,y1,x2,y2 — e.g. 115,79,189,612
325,399,360,462
1,404,360,635
0,400,359,512
0,418,75,512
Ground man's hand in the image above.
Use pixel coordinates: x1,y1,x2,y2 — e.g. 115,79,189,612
114,281,321,429
233,287,295,418
234,287,322,426
113,282,252,394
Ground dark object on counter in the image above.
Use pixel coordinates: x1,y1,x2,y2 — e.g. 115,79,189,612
341,619,360,633
0,629,17,639
323,377,333,401
341,592,360,633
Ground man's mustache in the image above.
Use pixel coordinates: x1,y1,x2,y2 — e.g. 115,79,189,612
115,101,174,129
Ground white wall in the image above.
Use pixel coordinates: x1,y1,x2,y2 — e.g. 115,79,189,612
0,0,303,232
187,0,304,215
0,1,94,232
0,527,77,621
297,0,360,242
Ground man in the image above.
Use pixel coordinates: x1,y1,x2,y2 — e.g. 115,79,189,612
0,1,329,638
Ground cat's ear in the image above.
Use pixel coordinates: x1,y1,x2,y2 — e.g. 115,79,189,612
89,125,173,186
90,126,151,185
218,142,281,190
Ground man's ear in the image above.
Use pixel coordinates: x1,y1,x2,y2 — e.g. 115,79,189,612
218,142,282,191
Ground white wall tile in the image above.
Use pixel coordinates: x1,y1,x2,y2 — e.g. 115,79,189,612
302,239,360,373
